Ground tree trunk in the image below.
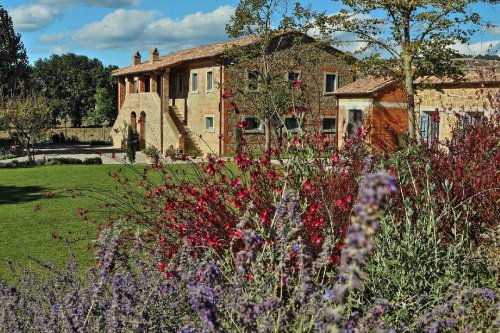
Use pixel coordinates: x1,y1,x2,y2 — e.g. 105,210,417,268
264,118,271,151
402,24,417,139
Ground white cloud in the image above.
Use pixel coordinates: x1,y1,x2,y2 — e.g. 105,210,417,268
452,40,500,56
39,6,235,52
487,25,500,36
72,9,157,49
36,0,140,8
10,5,60,32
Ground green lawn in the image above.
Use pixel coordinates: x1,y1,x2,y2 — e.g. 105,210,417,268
0,163,200,282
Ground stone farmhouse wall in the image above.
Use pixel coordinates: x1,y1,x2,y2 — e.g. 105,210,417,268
337,81,497,151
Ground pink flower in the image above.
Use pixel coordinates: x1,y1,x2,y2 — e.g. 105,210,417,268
293,80,302,88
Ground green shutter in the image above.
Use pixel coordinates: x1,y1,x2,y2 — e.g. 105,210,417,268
420,114,429,143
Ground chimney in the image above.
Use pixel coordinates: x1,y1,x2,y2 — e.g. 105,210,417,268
149,47,159,64
132,51,141,66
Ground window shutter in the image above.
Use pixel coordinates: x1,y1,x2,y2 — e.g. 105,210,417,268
420,114,429,142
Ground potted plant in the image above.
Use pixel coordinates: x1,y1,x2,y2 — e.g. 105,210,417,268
143,145,160,165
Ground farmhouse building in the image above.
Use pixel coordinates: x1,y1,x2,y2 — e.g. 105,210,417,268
110,32,355,155
334,66,499,151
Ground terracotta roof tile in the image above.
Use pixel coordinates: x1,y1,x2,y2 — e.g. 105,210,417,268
112,32,292,77
335,70,499,96
333,76,395,96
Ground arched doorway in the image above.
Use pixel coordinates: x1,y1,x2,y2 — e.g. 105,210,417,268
139,111,146,149
130,112,137,133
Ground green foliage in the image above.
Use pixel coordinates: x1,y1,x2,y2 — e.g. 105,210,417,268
0,96,52,165
143,145,160,158
0,5,30,96
225,0,313,149
318,0,482,137
126,125,136,164
88,87,116,126
31,54,118,127
357,145,497,329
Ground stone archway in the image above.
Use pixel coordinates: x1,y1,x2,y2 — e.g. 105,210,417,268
130,112,137,133
139,111,146,149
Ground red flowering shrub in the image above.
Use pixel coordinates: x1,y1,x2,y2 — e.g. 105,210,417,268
386,113,499,242
105,129,368,275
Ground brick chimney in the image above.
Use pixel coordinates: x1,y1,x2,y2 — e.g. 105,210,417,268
149,47,159,64
132,51,141,66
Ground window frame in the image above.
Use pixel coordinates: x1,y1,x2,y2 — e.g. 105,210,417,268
247,69,260,92
191,71,199,94
204,115,215,132
347,109,363,138
323,72,338,95
419,111,440,144
286,70,301,83
284,116,302,133
241,116,264,134
206,70,214,93
321,116,337,133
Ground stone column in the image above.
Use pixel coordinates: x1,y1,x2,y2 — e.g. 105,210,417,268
139,75,146,93
118,77,126,110
161,70,170,153
127,76,134,94
151,74,158,94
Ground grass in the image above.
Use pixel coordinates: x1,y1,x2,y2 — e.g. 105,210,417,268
0,162,201,282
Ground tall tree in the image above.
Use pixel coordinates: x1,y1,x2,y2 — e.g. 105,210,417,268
88,87,116,126
31,54,117,127
225,0,313,150
0,96,52,165
318,0,482,138
0,5,30,97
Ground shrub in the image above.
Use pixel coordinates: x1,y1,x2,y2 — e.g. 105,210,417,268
126,125,136,164
46,157,83,165
83,157,103,165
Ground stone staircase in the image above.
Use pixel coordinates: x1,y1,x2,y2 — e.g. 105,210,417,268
169,106,203,156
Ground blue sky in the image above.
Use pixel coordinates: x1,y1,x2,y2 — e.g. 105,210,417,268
3,0,499,68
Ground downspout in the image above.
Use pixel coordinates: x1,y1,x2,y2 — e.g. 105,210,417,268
335,97,339,147
218,62,223,156
160,71,164,154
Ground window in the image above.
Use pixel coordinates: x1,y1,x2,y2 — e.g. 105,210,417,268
177,74,183,94
420,112,439,144
461,112,483,127
242,116,264,133
285,117,300,132
191,72,198,93
133,78,139,93
287,71,301,82
206,71,214,92
322,117,336,133
205,116,215,132
144,75,150,92
324,73,338,94
247,70,259,91
347,109,363,137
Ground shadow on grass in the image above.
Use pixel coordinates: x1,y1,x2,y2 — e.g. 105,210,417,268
0,185,45,204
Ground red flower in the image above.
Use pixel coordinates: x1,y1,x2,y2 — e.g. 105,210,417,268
303,180,312,191
237,120,248,130
293,80,302,88
329,255,341,264
259,208,273,225
229,102,237,110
